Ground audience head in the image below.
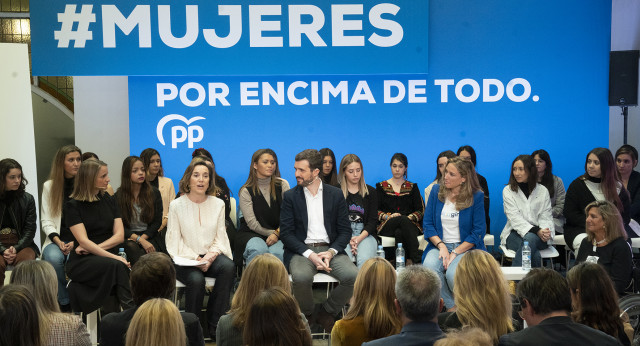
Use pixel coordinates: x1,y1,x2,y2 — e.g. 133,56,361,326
457,145,478,167
516,268,571,326
567,262,623,338
0,284,41,346
0,158,27,197
71,159,108,201
179,160,215,195
508,154,537,193
319,148,338,185
338,154,368,198
125,298,186,346
246,148,281,183
82,152,99,161
395,265,442,322
439,156,481,209
433,327,493,346
10,260,60,313
140,148,164,177
615,144,638,178
230,253,290,327
243,287,311,346
453,250,513,343
130,252,176,306
192,148,214,162
344,257,401,339
389,152,409,180
584,200,627,243
435,150,456,182
294,149,322,187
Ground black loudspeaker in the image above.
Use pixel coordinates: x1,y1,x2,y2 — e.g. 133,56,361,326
609,50,639,106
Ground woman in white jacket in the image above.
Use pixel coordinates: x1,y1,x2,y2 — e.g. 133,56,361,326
40,145,82,311
500,154,554,267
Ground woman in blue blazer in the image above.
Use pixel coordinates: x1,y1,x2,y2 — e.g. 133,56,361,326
422,157,486,309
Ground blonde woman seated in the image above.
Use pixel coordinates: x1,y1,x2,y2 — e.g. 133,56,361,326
243,286,312,346
575,200,633,296
434,328,493,346
331,257,402,346
11,260,91,346
125,298,186,346
216,253,310,346
438,250,513,344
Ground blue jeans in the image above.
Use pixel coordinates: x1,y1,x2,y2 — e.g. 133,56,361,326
243,237,284,265
506,231,548,267
42,243,70,305
345,222,377,268
423,242,465,309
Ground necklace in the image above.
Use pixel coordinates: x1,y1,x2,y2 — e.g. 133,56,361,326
594,238,606,245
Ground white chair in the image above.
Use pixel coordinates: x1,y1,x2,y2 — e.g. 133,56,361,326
632,238,640,249
500,244,559,267
552,234,572,269
484,234,495,247
380,235,427,250
174,277,216,306
230,196,237,228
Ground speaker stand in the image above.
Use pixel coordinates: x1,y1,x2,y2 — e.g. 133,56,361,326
622,106,629,144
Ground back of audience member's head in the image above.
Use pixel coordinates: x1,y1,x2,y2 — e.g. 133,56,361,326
11,260,60,314
243,287,311,346
230,253,291,327
0,285,41,346
125,298,186,346
130,252,176,306
567,262,624,339
453,250,513,343
433,327,493,346
516,268,571,316
395,265,442,322
344,257,402,339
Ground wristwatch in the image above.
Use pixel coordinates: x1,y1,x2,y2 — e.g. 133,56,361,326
451,249,459,256
329,248,338,257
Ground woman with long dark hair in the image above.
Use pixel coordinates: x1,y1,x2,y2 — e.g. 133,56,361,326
319,148,339,187
457,145,490,232
64,159,133,313
0,158,38,286
499,155,554,267
235,149,289,266
531,149,566,234
568,262,631,345
115,156,163,265
564,147,632,254
376,153,424,265
423,157,486,309
140,148,175,232
40,145,82,310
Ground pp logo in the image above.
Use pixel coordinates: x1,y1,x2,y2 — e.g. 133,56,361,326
156,114,205,148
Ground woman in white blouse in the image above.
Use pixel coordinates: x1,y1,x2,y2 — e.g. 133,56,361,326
166,160,234,338
499,154,554,267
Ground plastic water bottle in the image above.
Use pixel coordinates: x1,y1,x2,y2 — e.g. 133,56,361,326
376,245,385,258
522,241,531,271
396,243,405,273
118,247,127,261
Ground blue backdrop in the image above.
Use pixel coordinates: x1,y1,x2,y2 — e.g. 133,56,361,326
129,0,611,234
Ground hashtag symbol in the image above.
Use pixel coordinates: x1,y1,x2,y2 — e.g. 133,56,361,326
54,4,96,48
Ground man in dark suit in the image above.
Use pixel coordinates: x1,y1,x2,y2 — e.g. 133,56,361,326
363,265,444,346
280,149,358,332
100,252,204,346
498,268,620,346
